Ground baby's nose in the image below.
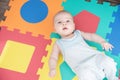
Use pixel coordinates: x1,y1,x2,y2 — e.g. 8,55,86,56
62,22,66,25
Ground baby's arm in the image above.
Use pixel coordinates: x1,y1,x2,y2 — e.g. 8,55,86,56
49,42,60,77
80,31,114,51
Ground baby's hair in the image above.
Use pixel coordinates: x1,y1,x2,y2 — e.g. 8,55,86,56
53,10,73,20
55,10,70,15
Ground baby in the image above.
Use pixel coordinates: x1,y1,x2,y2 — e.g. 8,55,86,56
49,10,118,80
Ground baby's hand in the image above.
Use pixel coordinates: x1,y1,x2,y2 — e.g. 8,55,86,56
49,69,56,78
101,41,114,51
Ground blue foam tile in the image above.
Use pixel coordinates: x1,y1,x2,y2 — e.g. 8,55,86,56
106,6,120,56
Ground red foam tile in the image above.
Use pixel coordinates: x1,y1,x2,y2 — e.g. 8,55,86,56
0,26,51,80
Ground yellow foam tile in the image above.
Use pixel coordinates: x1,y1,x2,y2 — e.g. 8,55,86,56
37,38,63,80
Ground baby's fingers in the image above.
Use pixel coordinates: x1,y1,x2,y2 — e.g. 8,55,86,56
109,45,114,51
103,45,114,51
108,44,114,51
49,70,56,78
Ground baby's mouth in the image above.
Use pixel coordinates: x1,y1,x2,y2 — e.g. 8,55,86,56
63,27,68,30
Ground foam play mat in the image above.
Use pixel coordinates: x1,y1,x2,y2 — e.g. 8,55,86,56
0,0,120,80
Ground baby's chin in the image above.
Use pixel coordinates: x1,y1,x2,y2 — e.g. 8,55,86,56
61,33,74,38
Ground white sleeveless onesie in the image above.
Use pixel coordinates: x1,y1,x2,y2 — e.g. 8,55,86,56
56,30,108,79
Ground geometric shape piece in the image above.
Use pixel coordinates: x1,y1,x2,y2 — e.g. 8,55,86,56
20,0,48,23
74,10,100,33
0,40,35,73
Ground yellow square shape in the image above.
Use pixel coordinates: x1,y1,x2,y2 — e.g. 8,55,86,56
0,40,35,73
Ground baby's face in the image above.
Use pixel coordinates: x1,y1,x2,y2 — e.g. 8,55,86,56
54,12,75,37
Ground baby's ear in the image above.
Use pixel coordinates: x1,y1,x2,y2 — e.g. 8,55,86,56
73,21,75,26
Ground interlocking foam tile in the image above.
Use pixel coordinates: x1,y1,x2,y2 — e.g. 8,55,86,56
37,38,63,80
62,0,117,38
61,0,119,79
106,5,120,76
0,26,51,80
0,0,63,39
0,0,11,21
106,5,120,56
74,10,100,33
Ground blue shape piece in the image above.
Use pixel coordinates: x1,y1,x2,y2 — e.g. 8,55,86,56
106,5,120,56
20,0,48,23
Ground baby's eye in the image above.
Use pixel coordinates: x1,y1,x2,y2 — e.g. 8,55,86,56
58,21,62,24
66,20,70,23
